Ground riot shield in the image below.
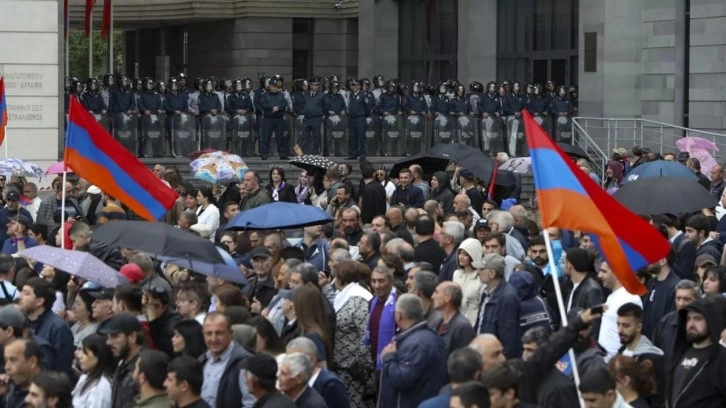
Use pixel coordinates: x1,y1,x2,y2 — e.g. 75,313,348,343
112,113,140,155
555,116,573,144
230,114,256,157
467,94,481,115
94,113,112,134
325,115,348,157
292,115,304,150
480,116,503,154
506,115,526,157
170,113,199,158
201,113,228,151
380,115,404,156
404,114,427,156
532,114,552,139
432,114,454,145
140,113,166,158
365,115,380,157
455,115,479,149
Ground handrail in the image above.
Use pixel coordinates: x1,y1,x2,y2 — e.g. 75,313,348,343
573,117,726,139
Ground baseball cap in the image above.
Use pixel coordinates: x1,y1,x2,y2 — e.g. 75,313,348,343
242,353,279,382
119,263,143,283
9,215,33,230
473,253,506,273
5,190,19,202
677,151,690,162
0,305,26,332
695,254,718,268
473,218,490,231
459,169,475,180
248,247,272,259
88,288,115,301
87,185,102,195
97,312,142,335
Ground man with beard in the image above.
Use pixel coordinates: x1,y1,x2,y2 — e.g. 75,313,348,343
665,298,726,406
98,313,144,408
241,247,277,311
641,251,680,338
563,247,604,337
358,232,381,272
24,371,72,408
556,308,607,380
130,350,171,408
0,339,42,408
597,262,642,362
653,280,700,355
336,208,363,246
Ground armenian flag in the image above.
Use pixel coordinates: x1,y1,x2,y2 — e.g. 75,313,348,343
523,110,670,295
64,97,176,221
0,77,7,147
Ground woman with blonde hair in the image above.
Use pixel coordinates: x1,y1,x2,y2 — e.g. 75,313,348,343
452,237,485,325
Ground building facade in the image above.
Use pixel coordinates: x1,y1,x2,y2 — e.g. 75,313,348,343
68,0,726,135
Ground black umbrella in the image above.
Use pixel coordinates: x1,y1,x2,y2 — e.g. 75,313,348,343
92,221,224,264
613,176,717,215
431,143,484,162
494,170,516,187
557,143,589,160
431,143,497,182
389,153,452,178
289,155,338,175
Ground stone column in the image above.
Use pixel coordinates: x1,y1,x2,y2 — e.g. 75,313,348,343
358,0,398,78
458,0,497,85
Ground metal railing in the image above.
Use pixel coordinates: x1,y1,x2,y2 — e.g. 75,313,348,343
571,117,726,180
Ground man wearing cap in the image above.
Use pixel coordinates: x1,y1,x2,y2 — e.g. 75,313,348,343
299,77,325,155
0,188,33,246
642,251,680,339
243,353,295,408
242,247,277,310
98,312,145,408
474,253,522,359
0,305,58,372
346,78,370,160
88,288,115,324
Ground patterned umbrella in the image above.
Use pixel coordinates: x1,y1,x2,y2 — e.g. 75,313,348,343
189,151,249,184
289,155,338,175
0,158,44,178
19,245,124,288
501,157,532,174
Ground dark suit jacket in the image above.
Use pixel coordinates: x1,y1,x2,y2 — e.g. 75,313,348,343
312,369,351,408
295,386,328,408
564,274,605,337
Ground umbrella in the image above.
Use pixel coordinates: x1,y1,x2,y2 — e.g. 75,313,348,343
187,148,224,160
501,157,532,174
494,170,517,188
189,151,249,184
613,176,717,215
557,143,589,160
621,160,698,184
676,136,720,180
289,155,338,176
157,247,247,285
92,220,224,264
19,245,124,288
227,201,333,230
388,153,451,178
431,143,497,181
0,158,43,178
45,161,72,176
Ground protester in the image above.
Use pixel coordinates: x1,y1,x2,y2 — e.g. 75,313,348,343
165,356,210,408
71,334,114,408
25,371,73,408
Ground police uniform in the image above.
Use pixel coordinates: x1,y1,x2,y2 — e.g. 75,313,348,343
260,89,289,159
347,84,370,159
300,89,325,155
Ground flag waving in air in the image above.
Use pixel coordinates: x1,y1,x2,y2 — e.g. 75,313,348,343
0,77,7,147
65,97,177,221
523,110,670,295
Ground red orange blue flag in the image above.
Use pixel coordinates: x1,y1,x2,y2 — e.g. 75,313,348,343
523,110,670,295
0,77,7,147
65,97,177,221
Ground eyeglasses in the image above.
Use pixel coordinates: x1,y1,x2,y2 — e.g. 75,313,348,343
221,240,234,245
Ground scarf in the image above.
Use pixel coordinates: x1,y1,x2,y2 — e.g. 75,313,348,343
364,288,398,370
296,184,310,204
334,282,372,312
271,181,286,201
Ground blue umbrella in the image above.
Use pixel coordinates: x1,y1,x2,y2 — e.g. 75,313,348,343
227,202,333,231
622,160,699,184
20,246,124,288
156,247,247,285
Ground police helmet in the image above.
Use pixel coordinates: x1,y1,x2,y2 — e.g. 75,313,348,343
64,76,71,92
455,84,465,97
271,75,283,87
142,77,154,91
470,81,484,93
195,78,204,91
233,79,243,93
437,82,448,95
156,81,166,94
360,78,371,92
486,81,497,94
568,86,578,97
373,75,385,88
132,78,143,92
167,78,179,92
533,83,543,96
411,81,422,94
102,74,114,88
221,78,232,92
70,78,82,94
546,80,556,91
345,77,354,91
525,83,534,95
242,78,253,92
86,78,98,93
330,81,340,94
118,75,130,89
209,76,219,90
203,79,214,93
386,79,397,94
557,85,567,98
259,76,270,89
512,81,521,94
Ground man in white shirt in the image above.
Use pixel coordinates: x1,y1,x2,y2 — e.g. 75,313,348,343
22,183,43,222
597,261,642,362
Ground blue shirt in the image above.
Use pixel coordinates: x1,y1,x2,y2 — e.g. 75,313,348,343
1,236,38,254
202,343,234,407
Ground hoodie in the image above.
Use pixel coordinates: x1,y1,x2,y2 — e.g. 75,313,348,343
430,171,455,214
452,238,485,325
618,336,665,407
665,298,726,407
509,271,555,334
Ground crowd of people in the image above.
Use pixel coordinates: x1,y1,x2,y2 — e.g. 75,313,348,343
0,139,724,408
64,74,578,159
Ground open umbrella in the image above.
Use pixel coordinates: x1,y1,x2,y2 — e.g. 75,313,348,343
157,247,247,285
613,176,717,215
556,143,589,160
501,157,532,174
19,246,124,288
621,160,698,184
227,201,333,231
0,158,43,178
388,153,451,178
45,161,72,176
92,220,224,264
431,143,497,181
189,151,249,184
187,148,224,160
289,155,338,176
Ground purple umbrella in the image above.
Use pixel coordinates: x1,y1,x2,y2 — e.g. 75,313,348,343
19,245,124,288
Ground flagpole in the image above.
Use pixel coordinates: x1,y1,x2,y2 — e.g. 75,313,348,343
543,232,584,400
88,10,93,78
108,1,114,75
61,170,67,249
64,0,70,76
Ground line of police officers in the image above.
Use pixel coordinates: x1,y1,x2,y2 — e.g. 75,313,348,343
63,74,578,158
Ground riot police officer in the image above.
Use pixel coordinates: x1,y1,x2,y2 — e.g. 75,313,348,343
347,78,370,160
378,80,401,117
81,78,106,114
291,79,308,116
300,77,325,155
177,73,190,95
448,85,469,116
226,79,253,116
164,78,188,117
503,81,526,156
372,75,386,103
431,82,449,116
109,75,137,114
187,78,203,116
403,82,428,115
526,83,549,117
156,81,167,101
325,82,346,116
253,76,269,133
569,85,579,115
199,80,222,116
360,78,377,113
101,74,114,108
64,77,83,113
503,81,526,117
480,82,501,118
138,78,164,115
468,81,484,115
260,78,289,160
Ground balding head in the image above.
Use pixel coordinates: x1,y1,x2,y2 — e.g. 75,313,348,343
386,207,403,226
508,205,527,224
469,334,506,371
453,194,471,211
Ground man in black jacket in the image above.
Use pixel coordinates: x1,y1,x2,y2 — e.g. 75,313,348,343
563,247,604,337
243,353,295,408
521,327,579,408
145,287,181,358
653,279,700,356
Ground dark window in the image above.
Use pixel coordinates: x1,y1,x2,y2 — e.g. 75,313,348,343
292,19,314,79
399,0,458,84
